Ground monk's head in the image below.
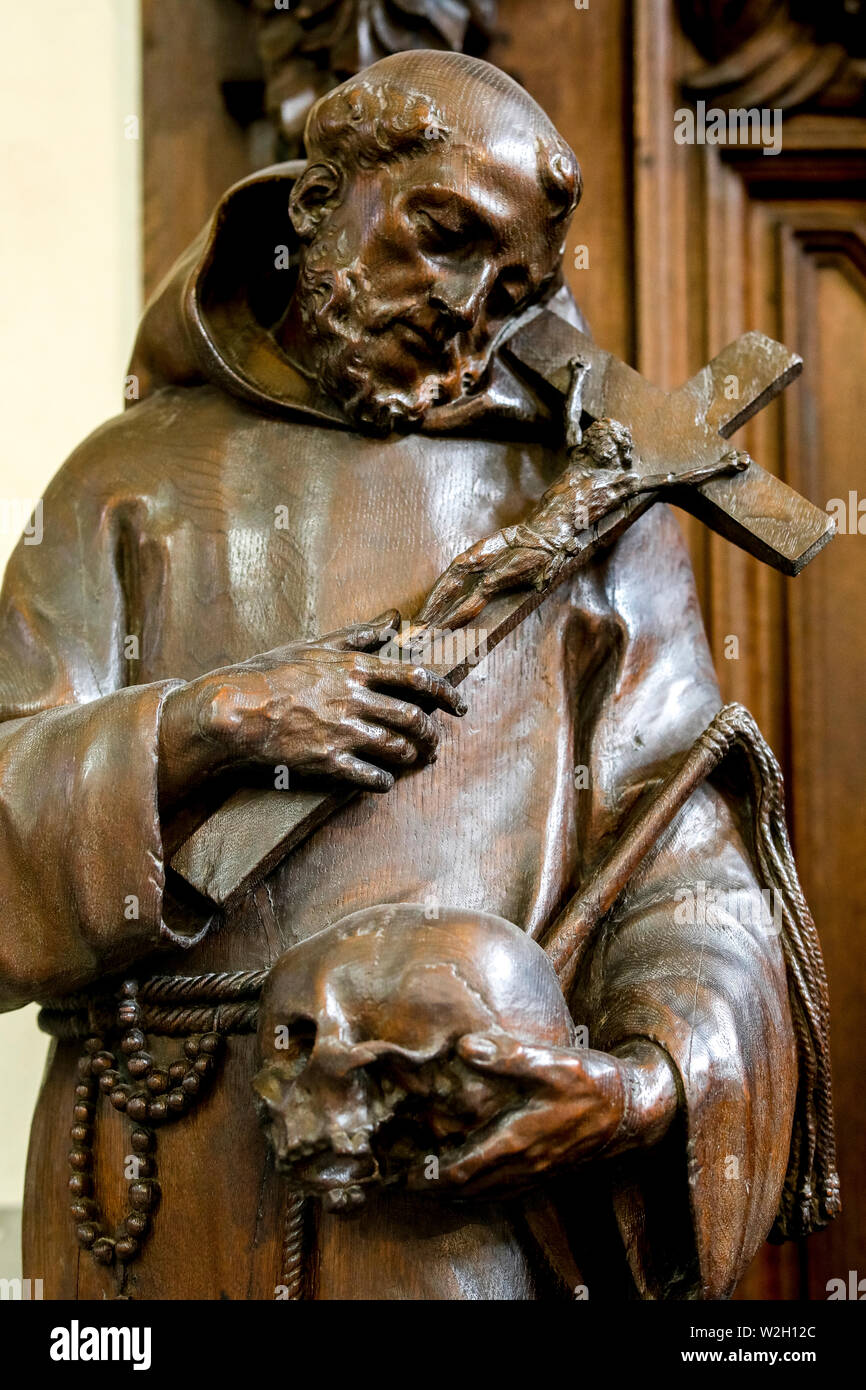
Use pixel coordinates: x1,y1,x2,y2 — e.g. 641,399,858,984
282,51,581,433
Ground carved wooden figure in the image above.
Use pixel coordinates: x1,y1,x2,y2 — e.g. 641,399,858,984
0,51,838,1301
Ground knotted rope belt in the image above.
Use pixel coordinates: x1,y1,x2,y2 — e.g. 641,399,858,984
39,969,268,1040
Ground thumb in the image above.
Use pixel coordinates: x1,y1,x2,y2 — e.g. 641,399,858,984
456,1032,517,1072
337,609,402,652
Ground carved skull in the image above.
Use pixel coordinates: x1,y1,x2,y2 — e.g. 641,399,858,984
254,903,574,1211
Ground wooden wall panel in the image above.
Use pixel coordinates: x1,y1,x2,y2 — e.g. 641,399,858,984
786,247,866,1298
495,0,635,361
142,0,260,296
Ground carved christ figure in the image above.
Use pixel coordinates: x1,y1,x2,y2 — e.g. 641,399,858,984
0,52,826,1300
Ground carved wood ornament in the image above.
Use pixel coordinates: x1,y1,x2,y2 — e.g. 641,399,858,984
233,0,499,155
678,0,866,114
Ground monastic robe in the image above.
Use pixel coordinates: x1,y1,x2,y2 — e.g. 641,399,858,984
0,166,795,1301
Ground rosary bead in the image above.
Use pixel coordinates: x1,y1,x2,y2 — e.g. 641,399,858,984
117,1000,141,1028
126,1095,149,1123
70,1198,98,1222
76,1222,100,1249
115,1236,139,1262
120,1028,146,1055
63,977,228,1274
146,1097,168,1124
128,1180,158,1212
130,1127,153,1153
127,1052,153,1080
124,1212,149,1238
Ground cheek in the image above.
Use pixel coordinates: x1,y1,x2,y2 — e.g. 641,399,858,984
362,223,436,288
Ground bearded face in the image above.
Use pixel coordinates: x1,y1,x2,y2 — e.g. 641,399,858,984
282,145,568,434
293,222,479,433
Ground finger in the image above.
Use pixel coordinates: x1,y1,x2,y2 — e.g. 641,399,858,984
340,609,403,652
456,1033,574,1084
314,609,402,653
415,540,498,625
415,594,466,629
423,569,472,606
331,751,394,792
427,1109,546,1188
351,688,439,753
359,660,467,717
420,587,488,632
342,717,420,767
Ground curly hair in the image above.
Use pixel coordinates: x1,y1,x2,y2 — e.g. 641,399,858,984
305,77,580,226
306,79,451,171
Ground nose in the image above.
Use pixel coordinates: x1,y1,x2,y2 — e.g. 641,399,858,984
429,267,494,336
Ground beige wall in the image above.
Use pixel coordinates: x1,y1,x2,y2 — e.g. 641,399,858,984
0,0,141,1213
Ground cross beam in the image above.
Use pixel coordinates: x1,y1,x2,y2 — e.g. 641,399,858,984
504,310,832,575
171,316,834,909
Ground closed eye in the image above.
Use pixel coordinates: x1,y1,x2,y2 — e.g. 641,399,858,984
414,208,467,255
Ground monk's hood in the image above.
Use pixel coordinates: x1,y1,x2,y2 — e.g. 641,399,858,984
127,162,587,440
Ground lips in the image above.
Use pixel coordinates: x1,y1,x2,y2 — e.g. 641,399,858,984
278,1146,378,1191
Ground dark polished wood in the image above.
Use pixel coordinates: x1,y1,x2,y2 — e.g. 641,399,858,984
0,14,854,1300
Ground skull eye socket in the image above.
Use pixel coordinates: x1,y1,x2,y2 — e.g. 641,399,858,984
285,1016,317,1056
267,1015,318,1081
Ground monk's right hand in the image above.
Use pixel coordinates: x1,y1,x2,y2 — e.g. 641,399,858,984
158,609,467,808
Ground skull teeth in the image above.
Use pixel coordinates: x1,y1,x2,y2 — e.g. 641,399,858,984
323,1185,366,1214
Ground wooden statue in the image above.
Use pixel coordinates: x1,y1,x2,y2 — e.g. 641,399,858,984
0,51,839,1301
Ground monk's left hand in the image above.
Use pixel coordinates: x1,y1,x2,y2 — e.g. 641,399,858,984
408,1034,679,1199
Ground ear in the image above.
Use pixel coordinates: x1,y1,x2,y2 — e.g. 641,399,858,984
289,161,344,241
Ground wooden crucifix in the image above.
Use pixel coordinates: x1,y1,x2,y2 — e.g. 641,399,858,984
171,310,833,910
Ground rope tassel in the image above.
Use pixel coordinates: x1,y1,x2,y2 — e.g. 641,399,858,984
541,701,840,1239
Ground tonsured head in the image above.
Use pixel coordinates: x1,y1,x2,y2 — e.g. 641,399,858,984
254,903,573,1211
282,50,581,433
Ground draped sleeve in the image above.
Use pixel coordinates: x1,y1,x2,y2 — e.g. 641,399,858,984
0,428,204,1009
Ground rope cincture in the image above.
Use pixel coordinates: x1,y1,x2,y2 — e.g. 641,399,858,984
39,970,268,1038
704,705,841,1242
